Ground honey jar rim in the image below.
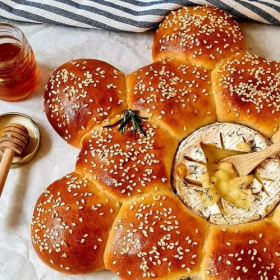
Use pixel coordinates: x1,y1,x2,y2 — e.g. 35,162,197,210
0,22,27,69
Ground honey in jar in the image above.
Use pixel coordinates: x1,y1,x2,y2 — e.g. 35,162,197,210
0,23,39,101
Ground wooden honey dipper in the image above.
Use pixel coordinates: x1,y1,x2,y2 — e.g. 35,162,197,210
0,123,29,196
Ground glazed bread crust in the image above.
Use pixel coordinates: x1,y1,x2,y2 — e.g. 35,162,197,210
126,59,216,141
152,6,246,70
31,172,119,274
44,59,127,148
200,220,280,279
76,121,178,202
33,5,280,279
212,50,280,138
104,191,209,280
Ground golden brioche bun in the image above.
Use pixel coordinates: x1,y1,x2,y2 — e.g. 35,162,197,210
31,172,119,274
104,190,209,280
212,50,280,138
201,219,280,279
33,5,280,279
152,6,246,70
127,59,216,141
76,121,178,202
44,59,127,148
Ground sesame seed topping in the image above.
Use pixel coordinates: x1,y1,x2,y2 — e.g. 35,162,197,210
76,122,172,200
107,192,208,278
153,6,245,69
31,172,118,272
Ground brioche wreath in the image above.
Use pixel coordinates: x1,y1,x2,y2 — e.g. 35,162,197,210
31,6,280,280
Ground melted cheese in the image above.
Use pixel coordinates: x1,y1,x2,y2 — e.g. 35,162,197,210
172,123,280,225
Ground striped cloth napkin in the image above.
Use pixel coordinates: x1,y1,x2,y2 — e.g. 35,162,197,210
0,0,280,32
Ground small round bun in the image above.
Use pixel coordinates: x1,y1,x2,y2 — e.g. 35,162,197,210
201,219,280,279
31,172,119,274
104,191,209,280
152,6,246,70
126,59,216,141
76,121,178,202
44,59,127,148
212,51,280,138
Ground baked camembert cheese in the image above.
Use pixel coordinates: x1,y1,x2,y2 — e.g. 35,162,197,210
172,123,280,225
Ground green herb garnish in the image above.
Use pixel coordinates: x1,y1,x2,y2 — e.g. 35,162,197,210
104,108,148,139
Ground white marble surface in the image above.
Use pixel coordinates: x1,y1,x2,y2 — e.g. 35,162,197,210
0,16,280,280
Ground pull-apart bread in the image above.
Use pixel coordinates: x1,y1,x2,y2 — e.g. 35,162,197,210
32,5,280,280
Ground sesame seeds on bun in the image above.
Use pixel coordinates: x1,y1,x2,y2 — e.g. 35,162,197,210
212,50,280,138
76,121,177,202
105,191,209,280
44,59,126,148
201,220,280,279
33,5,280,279
31,172,119,274
152,6,246,70
127,59,216,141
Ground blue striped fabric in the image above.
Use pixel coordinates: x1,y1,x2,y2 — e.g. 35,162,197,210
0,0,280,31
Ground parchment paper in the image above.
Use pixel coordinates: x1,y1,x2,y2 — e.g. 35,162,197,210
0,17,279,280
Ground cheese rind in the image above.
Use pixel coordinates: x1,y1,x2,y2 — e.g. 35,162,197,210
172,123,280,225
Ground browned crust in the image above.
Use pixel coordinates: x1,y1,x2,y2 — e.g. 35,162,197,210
152,6,246,70
212,51,280,137
44,59,127,148
201,219,280,279
37,5,280,279
127,59,216,141
31,172,120,274
104,190,209,280
75,121,178,202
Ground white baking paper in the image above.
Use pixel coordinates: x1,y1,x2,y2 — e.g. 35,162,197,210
0,17,279,280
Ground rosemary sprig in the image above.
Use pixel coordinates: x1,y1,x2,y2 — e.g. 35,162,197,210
104,108,148,139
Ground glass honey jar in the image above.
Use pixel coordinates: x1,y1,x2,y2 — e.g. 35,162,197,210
0,23,39,101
